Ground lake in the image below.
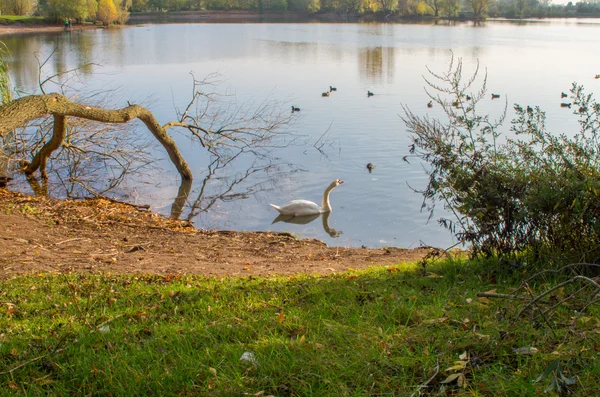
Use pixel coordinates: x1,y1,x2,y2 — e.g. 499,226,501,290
2,19,600,248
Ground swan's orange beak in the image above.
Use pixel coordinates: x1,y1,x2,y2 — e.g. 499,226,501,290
338,179,344,184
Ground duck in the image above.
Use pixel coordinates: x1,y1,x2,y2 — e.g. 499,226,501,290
291,106,300,112
491,93,500,99
329,86,337,92
427,101,433,108
451,100,460,107
595,75,600,79
560,103,572,108
270,179,344,216
561,92,568,98
579,106,587,113
367,91,374,97
526,105,533,114
466,95,472,101
366,163,375,173
322,91,330,97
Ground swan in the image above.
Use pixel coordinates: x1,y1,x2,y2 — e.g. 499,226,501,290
270,179,344,216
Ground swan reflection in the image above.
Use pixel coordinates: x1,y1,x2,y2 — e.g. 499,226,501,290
271,211,342,238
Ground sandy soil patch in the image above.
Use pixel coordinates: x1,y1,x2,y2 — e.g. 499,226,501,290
0,189,437,278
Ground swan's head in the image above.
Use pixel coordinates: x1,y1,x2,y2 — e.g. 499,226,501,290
333,179,344,187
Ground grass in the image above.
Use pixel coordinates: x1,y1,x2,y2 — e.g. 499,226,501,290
0,259,598,396
0,16,47,25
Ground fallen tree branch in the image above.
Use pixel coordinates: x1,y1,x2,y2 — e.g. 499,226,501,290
0,93,192,181
476,292,551,304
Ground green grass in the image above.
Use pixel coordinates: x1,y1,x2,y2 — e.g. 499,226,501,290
1,259,598,396
0,16,47,25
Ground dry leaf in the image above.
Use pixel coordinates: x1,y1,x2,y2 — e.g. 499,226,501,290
209,367,217,376
441,373,462,384
512,346,538,355
423,317,449,325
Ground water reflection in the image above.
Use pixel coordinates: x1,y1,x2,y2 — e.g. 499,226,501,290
4,21,599,248
359,47,395,83
168,153,301,227
271,210,342,238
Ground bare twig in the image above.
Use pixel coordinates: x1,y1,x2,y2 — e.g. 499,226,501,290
409,359,440,397
511,275,600,326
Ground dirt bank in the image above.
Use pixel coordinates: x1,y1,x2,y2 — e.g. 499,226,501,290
0,189,437,279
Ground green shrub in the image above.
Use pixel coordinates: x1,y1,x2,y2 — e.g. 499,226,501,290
403,56,600,262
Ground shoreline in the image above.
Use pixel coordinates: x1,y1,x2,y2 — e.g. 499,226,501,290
2,13,596,36
0,188,439,278
0,22,103,36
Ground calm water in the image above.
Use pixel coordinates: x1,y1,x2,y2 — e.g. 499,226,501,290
3,19,600,248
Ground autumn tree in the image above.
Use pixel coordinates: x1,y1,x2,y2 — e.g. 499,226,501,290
0,0,36,15
41,0,98,22
440,0,459,16
374,0,396,12
423,0,442,16
397,0,419,15
97,0,119,25
470,0,493,18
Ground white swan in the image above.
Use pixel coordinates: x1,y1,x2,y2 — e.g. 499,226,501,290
270,179,344,216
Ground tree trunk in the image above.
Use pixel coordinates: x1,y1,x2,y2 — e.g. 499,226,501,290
0,93,193,181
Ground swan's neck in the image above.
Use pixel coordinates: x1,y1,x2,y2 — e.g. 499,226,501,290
321,184,337,212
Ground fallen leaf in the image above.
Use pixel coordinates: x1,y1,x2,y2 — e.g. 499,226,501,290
423,317,449,325
512,346,538,355
441,373,462,384
209,367,217,376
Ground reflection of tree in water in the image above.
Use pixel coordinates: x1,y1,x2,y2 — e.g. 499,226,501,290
358,47,395,84
169,150,300,227
4,35,97,92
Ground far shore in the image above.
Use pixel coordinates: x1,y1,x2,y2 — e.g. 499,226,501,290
1,11,595,37
0,22,103,36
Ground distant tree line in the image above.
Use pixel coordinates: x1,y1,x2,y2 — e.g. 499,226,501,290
0,0,131,25
126,0,600,19
2,0,600,20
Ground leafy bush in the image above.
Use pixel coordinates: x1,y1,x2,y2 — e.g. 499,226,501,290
403,56,600,262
